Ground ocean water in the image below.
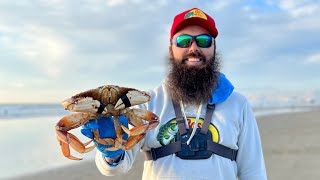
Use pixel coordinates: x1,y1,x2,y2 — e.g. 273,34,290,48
0,116,96,180
0,104,96,179
254,106,318,116
0,104,69,119
0,104,317,179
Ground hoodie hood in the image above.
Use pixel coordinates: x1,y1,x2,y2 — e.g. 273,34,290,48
208,73,234,105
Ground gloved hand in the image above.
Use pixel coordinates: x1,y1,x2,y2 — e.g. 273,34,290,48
81,115,129,159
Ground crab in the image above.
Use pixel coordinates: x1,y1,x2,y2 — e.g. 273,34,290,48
55,85,159,160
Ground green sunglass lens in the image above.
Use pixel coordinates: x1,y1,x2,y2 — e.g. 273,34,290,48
196,35,212,48
176,35,192,48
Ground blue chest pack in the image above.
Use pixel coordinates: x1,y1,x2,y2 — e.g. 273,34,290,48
144,101,238,161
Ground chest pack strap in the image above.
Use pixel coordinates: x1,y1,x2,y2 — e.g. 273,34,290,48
144,101,238,161
144,139,237,161
172,102,187,136
201,104,215,134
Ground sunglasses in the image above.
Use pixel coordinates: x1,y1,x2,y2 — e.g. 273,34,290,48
172,34,213,48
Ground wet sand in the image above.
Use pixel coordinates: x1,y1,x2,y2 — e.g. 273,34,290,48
7,110,320,180
259,110,320,180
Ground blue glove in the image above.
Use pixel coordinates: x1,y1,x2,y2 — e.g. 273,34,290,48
81,115,129,159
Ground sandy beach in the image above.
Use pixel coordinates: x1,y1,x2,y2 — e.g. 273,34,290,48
6,110,320,180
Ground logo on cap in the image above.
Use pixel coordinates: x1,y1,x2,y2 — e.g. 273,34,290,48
184,9,207,20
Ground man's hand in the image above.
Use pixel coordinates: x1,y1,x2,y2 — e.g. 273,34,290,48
81,115,129,161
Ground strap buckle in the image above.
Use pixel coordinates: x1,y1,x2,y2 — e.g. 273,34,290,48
231,150,238,161
150,148,157,161
189,138,206,151
176,117,188,136
176,118,185,125
190,139,199,151
207,104,215,110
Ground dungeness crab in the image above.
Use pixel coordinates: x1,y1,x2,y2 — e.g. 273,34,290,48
55,85,159,160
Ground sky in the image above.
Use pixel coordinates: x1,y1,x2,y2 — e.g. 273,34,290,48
0,0,319,105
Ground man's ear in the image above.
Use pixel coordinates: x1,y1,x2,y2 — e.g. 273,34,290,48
169,45,173,59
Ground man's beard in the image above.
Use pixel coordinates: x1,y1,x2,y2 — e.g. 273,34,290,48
166,50,221,105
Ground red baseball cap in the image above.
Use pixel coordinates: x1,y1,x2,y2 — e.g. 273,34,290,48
170,8,218,41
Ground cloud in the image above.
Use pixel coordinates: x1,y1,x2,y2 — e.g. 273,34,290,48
269,0,319,17
204,0,239,11
105,0,126,7
88,0,169,10
1,24,73,78
9,82,25,88
305,53,320,64
0,1,140,79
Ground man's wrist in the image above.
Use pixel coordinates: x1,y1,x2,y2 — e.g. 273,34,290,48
104,152,124,165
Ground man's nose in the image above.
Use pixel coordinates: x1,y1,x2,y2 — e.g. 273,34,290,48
188,39,200,53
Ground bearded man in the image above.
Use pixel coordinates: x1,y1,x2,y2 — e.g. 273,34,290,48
82,8,267,180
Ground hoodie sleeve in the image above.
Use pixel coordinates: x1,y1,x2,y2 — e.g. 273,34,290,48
236,100,268,180
94,103,147,176
95,142,142,176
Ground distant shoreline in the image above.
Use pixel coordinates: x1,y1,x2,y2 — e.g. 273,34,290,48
0,103,319,120
253,104,320,111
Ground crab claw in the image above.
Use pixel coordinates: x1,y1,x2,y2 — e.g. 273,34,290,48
114,90,151,110
122,109,159,126
62,97,107,114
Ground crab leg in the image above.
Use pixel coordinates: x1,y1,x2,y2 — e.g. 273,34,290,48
56,130,96,160
105,133,145,151
104,137,127,151
92,129,115,146
121,120,159,136
59,139,82,160
56,135,81,160
55,113,97,160
124,134,146,150
114,115,130,151
111,115,122,140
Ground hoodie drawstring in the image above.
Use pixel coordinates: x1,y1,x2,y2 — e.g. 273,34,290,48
179,101,203,145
